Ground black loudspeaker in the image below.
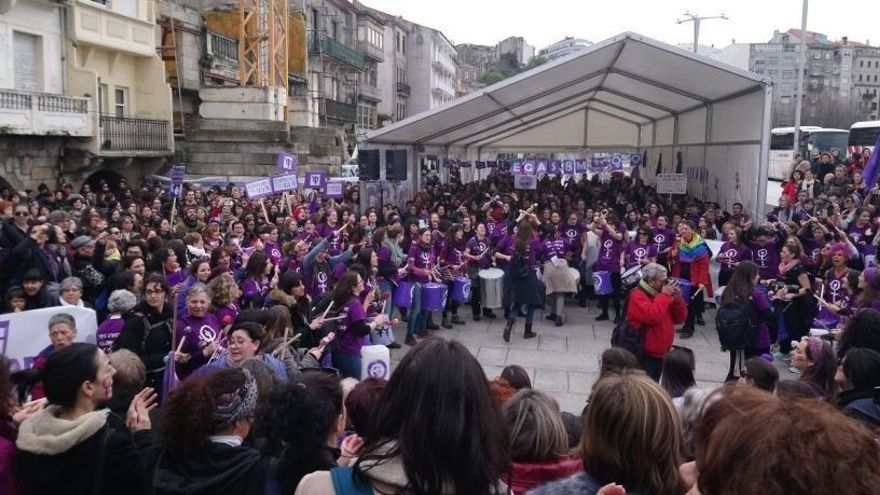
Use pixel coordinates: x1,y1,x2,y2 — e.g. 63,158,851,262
358,149,380,180
385,149,408,181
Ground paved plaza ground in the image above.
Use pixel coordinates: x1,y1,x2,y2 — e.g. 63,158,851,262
388,301,736,415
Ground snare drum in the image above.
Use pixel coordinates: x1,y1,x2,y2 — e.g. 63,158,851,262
592,270,613,296
393,280,417,309
621,265,643,289
421,283,448,312
479,268,504,309
451,276,471,304
675,278,694,301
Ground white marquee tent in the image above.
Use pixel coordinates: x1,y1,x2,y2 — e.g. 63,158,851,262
363,32,773,219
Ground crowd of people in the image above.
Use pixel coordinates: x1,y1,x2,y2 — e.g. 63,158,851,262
0,144,878,494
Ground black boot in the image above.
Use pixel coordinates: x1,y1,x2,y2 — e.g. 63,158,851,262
426,315,439,330
555,315,564,327
596,312,609,321
483,308,497,319
503,319,515,342
441,315,453,329
451,314,465,325
523,323,537,339
545,313,557,321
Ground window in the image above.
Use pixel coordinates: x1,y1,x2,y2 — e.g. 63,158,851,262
782,70,793,79
114,0,138,18
396,102,406,121
357,104,375,129
368,27,383,49
13,32,41,91
861,60,865,68
781,96,791,105
114,87,128,117
396,66,406,84
780,83,793,93
861,74,864,82
768,70,779,78
331,21,338,40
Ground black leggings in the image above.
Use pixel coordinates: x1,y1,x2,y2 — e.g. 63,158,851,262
598,272,622,315
726,348,765,381
443,280,459,317
469,275,482,316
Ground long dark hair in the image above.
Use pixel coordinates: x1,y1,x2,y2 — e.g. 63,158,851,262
42,343,101,409
722,261,759,303
353,338,509,493
244,251,269,279
514,220,533,255
838,309,880,358
331,271,361,311
660,347,696,398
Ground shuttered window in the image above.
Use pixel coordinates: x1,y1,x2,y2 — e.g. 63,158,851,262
13,32,41,92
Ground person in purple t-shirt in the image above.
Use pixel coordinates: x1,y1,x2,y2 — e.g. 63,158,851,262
330,271,388,378
315,209,345,256
241,251,276,309
592,213,627,323
538,223,576,326
559,213,589,307
746,225,782,282
439,224,467,329
715,226,752,287
261,225,283,268
652,216,675,268
96,289,138,354
173,284,221,379
622,228,658,270
465,223,496,320
404,228,441,345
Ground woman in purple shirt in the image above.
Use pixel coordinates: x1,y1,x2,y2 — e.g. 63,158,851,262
746,226,782,282
241,251,275,309
592,213,627,323
315,208,344,256
173,284,221,379
404,228,439,345
208,272,240,328
559,213,588,307
622,228,658,270
439,224,467,328
262,225,283,268
652,216,674,268
464,223,495,320
715,226,752,287
331,271,388,378
720,261,774,381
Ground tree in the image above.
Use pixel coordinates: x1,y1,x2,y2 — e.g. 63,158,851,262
481,69,507,85
523,55,548,71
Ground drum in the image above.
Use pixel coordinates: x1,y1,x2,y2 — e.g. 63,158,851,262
479,268,504,309
393,280,417,309
451,276,471,304
568,267,580,283
675,278,694,301
620,265,643,289
421,283,448,312
592,270,613,296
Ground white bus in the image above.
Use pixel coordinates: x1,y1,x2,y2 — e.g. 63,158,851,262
849,120,880,156
769,127,849,181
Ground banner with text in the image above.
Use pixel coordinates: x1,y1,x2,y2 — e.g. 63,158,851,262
656,173,688,195
0,306,98,371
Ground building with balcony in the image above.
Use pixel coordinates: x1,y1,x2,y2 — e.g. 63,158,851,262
538,37,592,61
404,20,458,116
61,0,174,185
0,0,95,191
354,6,385,132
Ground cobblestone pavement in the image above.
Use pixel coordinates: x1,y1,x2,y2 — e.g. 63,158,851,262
388,301,734,414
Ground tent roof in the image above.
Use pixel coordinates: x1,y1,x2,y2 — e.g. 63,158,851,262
364,32,769,149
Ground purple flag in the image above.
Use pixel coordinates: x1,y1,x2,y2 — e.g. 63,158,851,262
632,159,641,180
160,351,178,405
863,133,880,189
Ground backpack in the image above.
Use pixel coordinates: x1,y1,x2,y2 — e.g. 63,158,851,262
610,288,645,359
715,297,756,351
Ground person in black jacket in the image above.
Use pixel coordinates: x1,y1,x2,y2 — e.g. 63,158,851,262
113,273,174,393
8,224,66,291
147,367,269,495
836,347,880,432
15,342,156,495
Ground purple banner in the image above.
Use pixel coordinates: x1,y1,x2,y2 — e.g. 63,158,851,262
276,152,298,173
535,160,547,175
562,160,574,175
574,160,587,173
523,160,536,175
170,165,186,198
304,172,326,190
511,160,523,175
475,160,486,169
459,160,471,168
548,160,561,175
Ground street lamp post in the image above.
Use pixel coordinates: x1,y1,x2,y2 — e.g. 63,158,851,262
676,11,729,54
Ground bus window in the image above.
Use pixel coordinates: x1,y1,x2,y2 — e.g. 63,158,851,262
850,126,880,148
809,131,849,153
771,133,794,150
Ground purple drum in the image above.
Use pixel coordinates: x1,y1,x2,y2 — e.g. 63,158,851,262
675,278,694,301
813,307,840,329
393,280,417,309
421,283,448,312
451,276,471,304
592,270,613,296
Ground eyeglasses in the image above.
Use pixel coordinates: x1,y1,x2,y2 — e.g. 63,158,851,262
15,211,28,217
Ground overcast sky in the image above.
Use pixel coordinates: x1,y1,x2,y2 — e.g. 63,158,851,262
361,0,880,51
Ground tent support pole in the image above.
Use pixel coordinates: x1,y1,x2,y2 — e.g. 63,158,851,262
583,107,590,147
756,85,773,221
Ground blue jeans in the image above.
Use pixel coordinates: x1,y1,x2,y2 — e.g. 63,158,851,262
505,304,534,325
333,350,362,379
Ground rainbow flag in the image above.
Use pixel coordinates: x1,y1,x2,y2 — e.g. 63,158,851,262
678,234,709,263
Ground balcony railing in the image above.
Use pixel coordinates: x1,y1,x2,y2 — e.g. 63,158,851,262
318,98,357,123
356,40,384,62
396,82,410,96
100,115,171,152
359,84,382,102
0,90,88,114
309,33,366,70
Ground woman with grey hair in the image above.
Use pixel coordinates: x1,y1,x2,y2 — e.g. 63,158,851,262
55,276,89,308
31,313,79,399
96,289,138,353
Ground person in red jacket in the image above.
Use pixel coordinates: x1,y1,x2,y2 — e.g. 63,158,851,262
625,263,688,380
670,220,714,338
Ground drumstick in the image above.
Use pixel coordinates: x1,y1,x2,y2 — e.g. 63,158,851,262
819,282,825,301
321,301,334,319
321,315,346,322
175,336,186,353
516,203,539,223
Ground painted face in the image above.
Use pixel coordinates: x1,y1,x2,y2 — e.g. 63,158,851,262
91,350,115,403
